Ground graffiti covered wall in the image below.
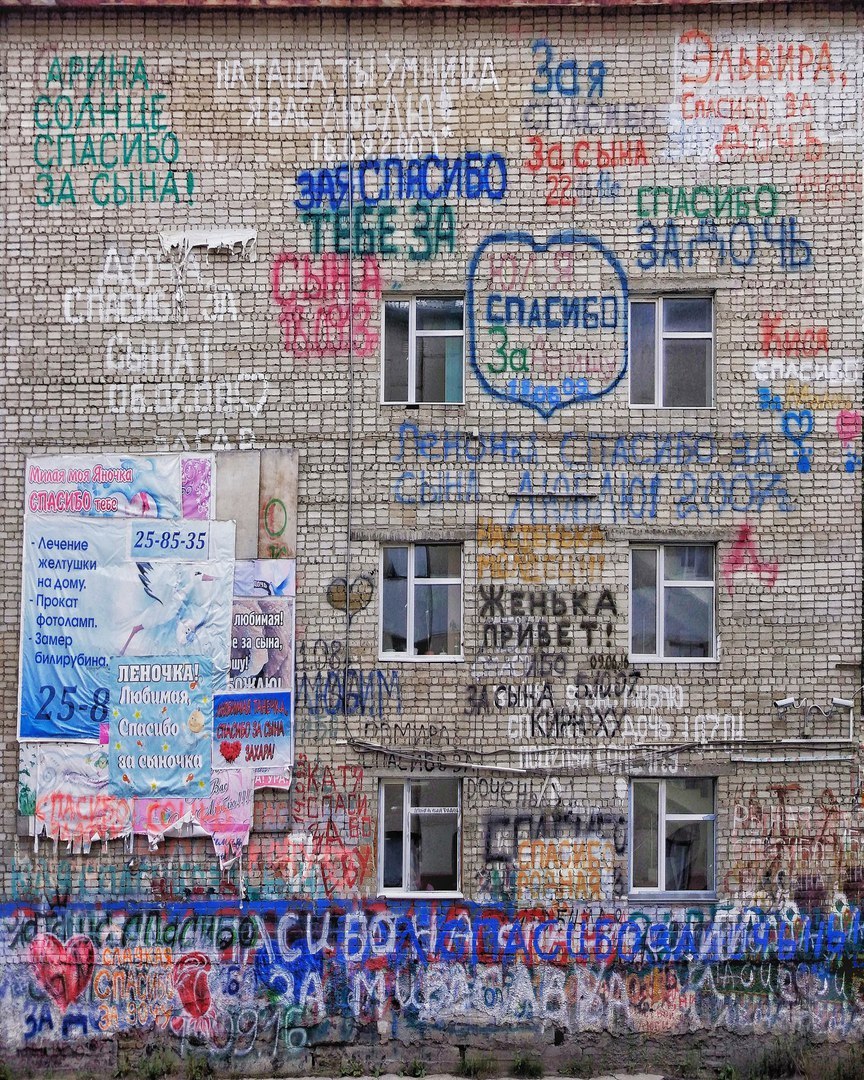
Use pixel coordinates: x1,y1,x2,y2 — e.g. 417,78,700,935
1,1,862,1073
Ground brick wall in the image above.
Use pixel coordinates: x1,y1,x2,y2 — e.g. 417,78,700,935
1,3,862,1071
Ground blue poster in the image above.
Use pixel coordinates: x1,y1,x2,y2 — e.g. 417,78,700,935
18,516,233,740
212,690,293,770
108,656,212,797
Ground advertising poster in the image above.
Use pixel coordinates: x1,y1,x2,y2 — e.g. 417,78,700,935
17,742,38,817
254,770,293,792
18,516,234,740
34,743,132,847
108,656,212,797
25,454,212,520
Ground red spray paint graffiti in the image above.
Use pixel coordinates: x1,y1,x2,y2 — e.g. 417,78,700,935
271,253,381,358
721,524,778,593
836,410,862,446
759,311,829,357
173,952,213,1020
30,934,95,1011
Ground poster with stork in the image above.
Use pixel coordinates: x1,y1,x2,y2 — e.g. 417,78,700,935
18,514,234,741
18,449,297,852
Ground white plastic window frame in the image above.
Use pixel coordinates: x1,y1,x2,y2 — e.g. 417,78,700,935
377,777,462,898
380,295,465,405
629,544,717,663
628,295,714,409
379,543,463,662
629,778,717,899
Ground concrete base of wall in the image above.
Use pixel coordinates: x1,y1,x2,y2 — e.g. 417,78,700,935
2,1029,854,1080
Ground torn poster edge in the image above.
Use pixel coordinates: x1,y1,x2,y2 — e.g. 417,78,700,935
143,809,250,870
159,228,257,262
158,228,257,317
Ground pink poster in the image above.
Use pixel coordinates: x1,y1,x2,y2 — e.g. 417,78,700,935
133,769,253,866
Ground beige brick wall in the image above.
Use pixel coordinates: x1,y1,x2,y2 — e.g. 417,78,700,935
1,2,862,1062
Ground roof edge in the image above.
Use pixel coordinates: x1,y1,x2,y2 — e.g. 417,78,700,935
0,0,793,10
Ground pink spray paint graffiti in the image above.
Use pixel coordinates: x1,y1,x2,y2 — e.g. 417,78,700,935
721,524,779,593
836,409,862,472
271,253,381,359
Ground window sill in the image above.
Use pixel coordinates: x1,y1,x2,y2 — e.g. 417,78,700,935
378,890,463,900
629,892,717,903
379,653,464,663
630,655,719,665
628,405,715,411
380,400,465,407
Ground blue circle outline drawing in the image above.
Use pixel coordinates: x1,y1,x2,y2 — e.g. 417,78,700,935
466,230,630,419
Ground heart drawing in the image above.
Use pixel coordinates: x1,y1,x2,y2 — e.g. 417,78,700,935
326,574,374,620
29,933,95,1011
219,740,242,763
466,230,629,418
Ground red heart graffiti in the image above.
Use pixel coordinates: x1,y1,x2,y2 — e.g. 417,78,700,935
219,740,242,763
173,952,212,1019
29,933,95,1011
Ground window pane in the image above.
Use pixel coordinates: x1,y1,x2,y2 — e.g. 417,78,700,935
408,812,459,891
663,585,713,657
665,820,714,891
408,781,459,892
416,298,463,331
408,782,459,892
382,548,408,653
632,782,659,888
382,782,405,888
664,545,713,581
383,547,408,579
384,301,410,402
415,544,461,579
411,778,459,811
444,338,463,402
663,298,712,333
631,548,657,655
414,583,461,655
630,302,656,405
666,778,714,816
662,338,711,407
416,336,462,403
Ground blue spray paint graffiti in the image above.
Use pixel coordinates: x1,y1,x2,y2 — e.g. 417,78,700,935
757,388,814,472
530,41,606,98
636,217,813,270
295,152,507,211
467,231,629,418
296,668,402,718
781,410,815,473
3,898,864,1055
390,424,796,520
759,388,861,474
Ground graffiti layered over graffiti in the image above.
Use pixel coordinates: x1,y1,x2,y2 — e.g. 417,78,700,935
6,899,864,1057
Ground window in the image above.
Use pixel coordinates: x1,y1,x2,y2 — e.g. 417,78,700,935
630,778,716,896
630,544,715,660
381,544,462,658
382,296,464,403
630,296,713,407
379,778,461,895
